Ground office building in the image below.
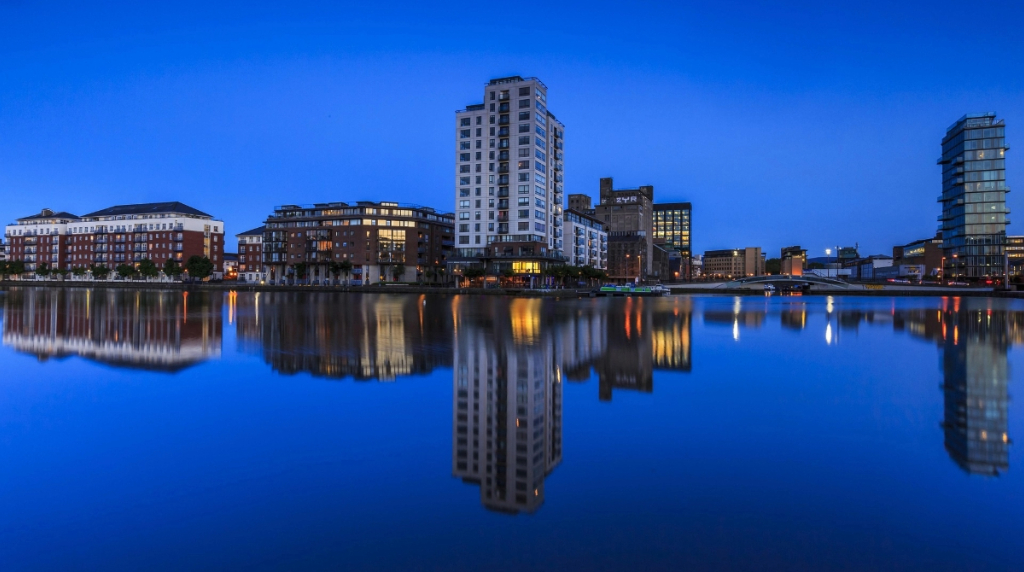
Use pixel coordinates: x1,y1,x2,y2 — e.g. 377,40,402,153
780,246,806,276
262,201,454,285
596,177,654,280
236,226,266,283
563,209,607,269
1008,235,1024,276
893,234,943,278
703,247,764,278
938,113,1010,279
4,202,223,273
653,202,692,280
451,76,566,279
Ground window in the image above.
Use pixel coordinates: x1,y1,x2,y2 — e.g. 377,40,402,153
460,165,470,173
476,128,482,136
518,209,530,218
518,185,530,194
518,148,530,157
460,141,471,150
460,188,470,197
535,210,544,219
460,200,470,208
518,197,530,206
535,149,546,161
519,99,530,108
460,153,470,161
536,125,546,137
460,118,471,126
519,87,530,96
459,212,470,220
535,137,546,150
460,129,470,138
519,124,530,133
518,222,529,231
519,111,530,121
475,140,482,149
459,224,469,232
476,116,482,125
519,136,530,145
518,173,529,182
475,200,481,208
518,160,530,169
460,176,471,185
459,236,470,244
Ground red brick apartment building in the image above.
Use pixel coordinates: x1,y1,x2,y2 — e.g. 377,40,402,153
4,202,225,274
236,226,266,283
262,201,455,285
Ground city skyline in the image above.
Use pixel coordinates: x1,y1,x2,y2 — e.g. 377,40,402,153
1,2,1021,258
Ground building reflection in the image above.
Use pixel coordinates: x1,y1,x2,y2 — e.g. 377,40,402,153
842,300,1015,476
233,292,452,381
451,296,693,513
452,297,565,514
1,287,221,371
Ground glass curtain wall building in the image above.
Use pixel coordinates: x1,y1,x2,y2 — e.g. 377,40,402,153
938,113,1010,279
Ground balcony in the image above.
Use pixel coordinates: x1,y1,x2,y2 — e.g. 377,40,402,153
497,214,509,222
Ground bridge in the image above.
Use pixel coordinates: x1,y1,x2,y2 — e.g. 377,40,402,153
723,275,853,289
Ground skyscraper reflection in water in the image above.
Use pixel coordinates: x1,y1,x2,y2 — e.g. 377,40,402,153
452,298,565,514
886,300,1013,476
1,287,221,371
451,296,693,513
937,300,1011,476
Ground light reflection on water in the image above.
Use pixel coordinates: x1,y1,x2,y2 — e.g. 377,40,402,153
0,287,1021,570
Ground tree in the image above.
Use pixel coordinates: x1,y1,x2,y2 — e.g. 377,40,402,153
185,256,215,281
424,266,436,285
91,264,111,280
0,261,8,279
437,266,446,286
338,260,353,285
765,258,782,275
71,267,87,278
35,262,50,278
116,264,135,279
328,261,342,285
9,260,26,278
292,262,307,283
54,268,69,280
391,264,406,282
462,267,485,286
163,259,183,279
138,258,159,280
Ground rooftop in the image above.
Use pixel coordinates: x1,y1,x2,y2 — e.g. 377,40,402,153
236,225,266,237
16,208,80,222
82,201,212,219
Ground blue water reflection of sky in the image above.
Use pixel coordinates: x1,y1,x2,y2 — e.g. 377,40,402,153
0,290,1020,571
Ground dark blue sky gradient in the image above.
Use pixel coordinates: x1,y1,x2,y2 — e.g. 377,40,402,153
1,1,1022,256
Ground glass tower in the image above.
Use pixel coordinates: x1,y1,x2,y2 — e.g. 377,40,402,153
938,113,1010,279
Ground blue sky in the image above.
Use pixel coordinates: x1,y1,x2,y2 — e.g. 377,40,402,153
1,1,1021,256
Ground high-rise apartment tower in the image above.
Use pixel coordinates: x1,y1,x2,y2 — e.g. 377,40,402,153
452,76,565,277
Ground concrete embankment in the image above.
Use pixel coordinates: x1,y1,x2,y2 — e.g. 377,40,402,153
0,280,592,298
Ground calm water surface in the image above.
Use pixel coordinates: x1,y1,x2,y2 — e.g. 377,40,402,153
0,287,1022,571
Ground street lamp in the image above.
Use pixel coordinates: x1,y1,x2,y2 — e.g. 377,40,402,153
825,248,832,279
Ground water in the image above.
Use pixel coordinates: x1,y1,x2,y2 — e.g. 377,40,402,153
0,287,1021,571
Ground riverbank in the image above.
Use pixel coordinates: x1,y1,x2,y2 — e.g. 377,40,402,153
2,279,1023,299
0,279,593,298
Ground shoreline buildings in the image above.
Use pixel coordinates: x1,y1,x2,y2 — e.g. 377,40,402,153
450,76,566,280
3,202,224,273
236,226,266,283
938,113,1010,279
261,201,454,285
703,247,764,279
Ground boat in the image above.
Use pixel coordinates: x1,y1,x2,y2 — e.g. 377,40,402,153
596,284,666,297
